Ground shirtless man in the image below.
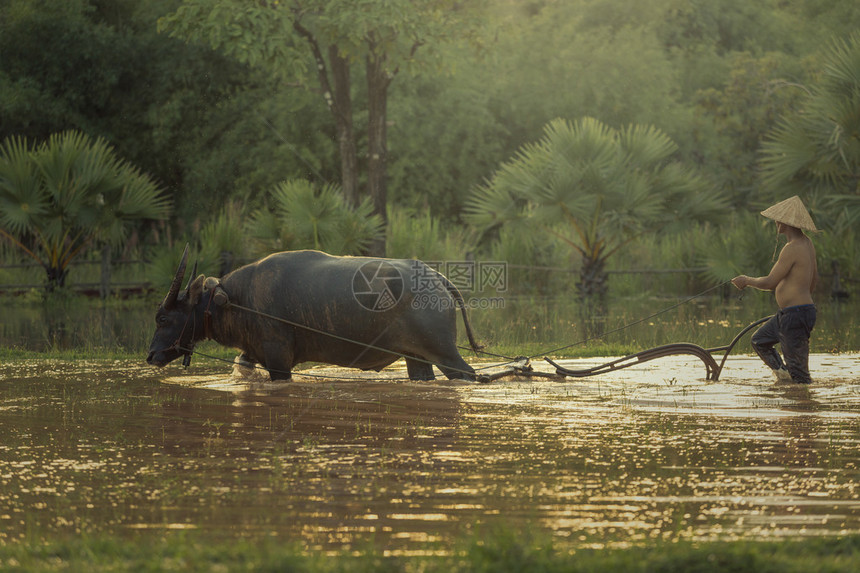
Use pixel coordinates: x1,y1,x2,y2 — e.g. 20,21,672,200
731,196,819,384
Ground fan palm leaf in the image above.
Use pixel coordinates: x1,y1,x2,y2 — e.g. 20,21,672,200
262,178,383,255
0,130,171,289
326,198,385,255
0,136,46,237
467,116,721,299
760,33,860,223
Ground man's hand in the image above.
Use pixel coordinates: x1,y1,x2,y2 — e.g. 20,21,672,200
731,275,749,290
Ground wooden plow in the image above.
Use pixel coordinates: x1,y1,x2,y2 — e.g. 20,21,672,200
479,316,771,383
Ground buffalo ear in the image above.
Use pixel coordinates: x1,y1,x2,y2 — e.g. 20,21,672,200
187,274,206,306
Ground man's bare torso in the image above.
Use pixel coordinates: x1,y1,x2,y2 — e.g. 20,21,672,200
731,224,818,307
774,234,817,308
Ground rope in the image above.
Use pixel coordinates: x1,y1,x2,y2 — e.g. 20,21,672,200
183,279,733,380
223,301,477,379
457,344,517,362
178,346,416,382
528,279,733,359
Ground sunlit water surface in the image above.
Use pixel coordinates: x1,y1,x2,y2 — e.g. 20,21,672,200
1,353,859,553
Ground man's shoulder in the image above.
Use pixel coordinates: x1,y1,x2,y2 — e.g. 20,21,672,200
782,237,815,259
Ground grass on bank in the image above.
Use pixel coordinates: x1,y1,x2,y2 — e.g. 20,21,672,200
2,532,860,573
2,289,856,364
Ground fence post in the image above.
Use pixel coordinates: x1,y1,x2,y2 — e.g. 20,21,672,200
100,244,111,299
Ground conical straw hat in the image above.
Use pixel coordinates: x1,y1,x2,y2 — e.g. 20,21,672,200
760,195,818,232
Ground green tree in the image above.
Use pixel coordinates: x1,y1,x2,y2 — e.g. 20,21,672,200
0,131,171,290
387,68,508,223
760,33,860,223
759,33,860,282
0,0,128,141
485,0,682,147
248,179,384,256
0,0,336,225
198,201,250,276
789,0,860,51
693,52,805,208
159,0,486,255
466,117,726,300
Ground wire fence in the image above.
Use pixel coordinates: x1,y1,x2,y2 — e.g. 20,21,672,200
0,260,715,296
0,258,853,299
0,258,152,297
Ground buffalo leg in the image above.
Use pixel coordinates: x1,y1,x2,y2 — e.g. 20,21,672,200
262,342,293,382
406,358,436,381
428,352,475,381
439,361,475,381
266,365,292,381
412,339,476,381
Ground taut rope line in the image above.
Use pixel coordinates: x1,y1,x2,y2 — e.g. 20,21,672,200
527,279,734,360
454,279,735,369
224,301,476,378
179,279,733,380
175,345,416,382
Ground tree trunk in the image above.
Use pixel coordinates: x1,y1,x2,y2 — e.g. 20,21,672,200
329,46,359,208
577,253,608,338
45,264,68,292
576,254,609,301
366,52,391,257
100,244,111,299
292,21,359,206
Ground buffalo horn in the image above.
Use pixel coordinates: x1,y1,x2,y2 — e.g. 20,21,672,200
185,260,198,292
163,244,189,309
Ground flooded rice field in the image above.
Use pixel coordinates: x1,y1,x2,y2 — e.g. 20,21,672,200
2,352,859,553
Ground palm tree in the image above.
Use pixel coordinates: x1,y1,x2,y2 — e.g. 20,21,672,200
466,117,726,300
760,33,860,227
248,179,384,256
0,131,171,290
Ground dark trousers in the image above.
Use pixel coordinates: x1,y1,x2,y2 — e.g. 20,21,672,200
751,305,816,383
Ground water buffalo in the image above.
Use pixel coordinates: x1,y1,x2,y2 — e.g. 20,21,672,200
146,247,480,381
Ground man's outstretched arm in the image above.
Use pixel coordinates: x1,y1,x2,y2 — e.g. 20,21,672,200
732,245,795,291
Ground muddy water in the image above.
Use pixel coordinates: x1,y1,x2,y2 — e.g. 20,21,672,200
1,354,859,553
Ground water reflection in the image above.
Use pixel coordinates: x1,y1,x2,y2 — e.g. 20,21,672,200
0,301,154,351
0,356,859,553
3,296,859,355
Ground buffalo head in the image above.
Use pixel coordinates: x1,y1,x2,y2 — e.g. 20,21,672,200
146,245,206,367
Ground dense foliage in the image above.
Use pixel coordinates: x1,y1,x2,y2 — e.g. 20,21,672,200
0,131,170,289
466,117,726,298
1,0,858,290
